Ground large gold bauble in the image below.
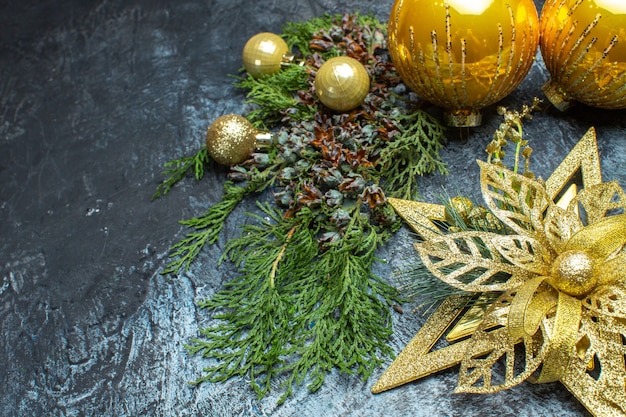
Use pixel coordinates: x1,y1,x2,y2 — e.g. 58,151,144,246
242,32,289,78
314,56,370,112
387,0,540,126
540,0,626,110
206,114,257,165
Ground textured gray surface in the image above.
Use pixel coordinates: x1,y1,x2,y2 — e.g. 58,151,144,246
1,0,623,416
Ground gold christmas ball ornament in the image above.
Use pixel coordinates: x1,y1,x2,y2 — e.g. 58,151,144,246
540,0,626,110
206,114,272,166
387,0,540,127
314,56,371,112
242,32,290,78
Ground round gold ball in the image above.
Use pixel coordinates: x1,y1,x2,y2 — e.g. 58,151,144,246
206,114,257,166
242,32,289,78
387,0,539,125
550,250,597,297
540,0,626,109
314,56,370,112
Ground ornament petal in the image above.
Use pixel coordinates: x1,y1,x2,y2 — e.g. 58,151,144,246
416,231,535,292
584,283,626,319
570,181,626,226
490,234,552,276
560,311,626,416
478,160,551,240
543,203,583,254
456,290,547,393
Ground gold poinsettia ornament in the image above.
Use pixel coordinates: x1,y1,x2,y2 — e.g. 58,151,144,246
373,128,626,417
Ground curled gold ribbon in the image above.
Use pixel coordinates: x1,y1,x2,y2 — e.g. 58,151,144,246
508,276,555,341
566,213,626,263
597,252,626,287
535,292,582,383
508,278,582,383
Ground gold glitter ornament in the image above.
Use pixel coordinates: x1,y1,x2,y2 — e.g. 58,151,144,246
387,0,540,127
314,56,370,112
373,128,626,417
205,114,272,166
242,32,291,78
540,0,626,110
549,250,597,297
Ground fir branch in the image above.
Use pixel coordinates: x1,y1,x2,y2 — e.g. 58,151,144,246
162,172,275,274
233,65,315,128
279,209,397,401
186,206,320,397
187,204,398,403
282,14,337,56
379,110,449,200
152,147,210,199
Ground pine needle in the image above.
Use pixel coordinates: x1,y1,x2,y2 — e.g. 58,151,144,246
186,204,398,403
162,172,274,274
152,147,210,199
380,110,449,200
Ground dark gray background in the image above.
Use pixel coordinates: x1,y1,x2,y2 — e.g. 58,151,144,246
1,0,622,415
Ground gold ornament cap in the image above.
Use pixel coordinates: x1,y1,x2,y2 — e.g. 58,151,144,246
206,114,258,165
542,79,575,112
314,56,370,112
444,110,482,128
242,32,289,78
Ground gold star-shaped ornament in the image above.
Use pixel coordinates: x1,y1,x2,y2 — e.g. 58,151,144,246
373,128,626,417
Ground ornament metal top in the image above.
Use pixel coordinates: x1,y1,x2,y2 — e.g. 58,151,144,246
387,0,540,127
540,0,626,110
242,32,295,78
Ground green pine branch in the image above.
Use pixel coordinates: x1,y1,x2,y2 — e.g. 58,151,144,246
162,172,275,274
282,212,396,393
379,110,449,200
152,147,211,199
186,206,318,396
186,203,398,403
233,65,315,128
153,12,451,404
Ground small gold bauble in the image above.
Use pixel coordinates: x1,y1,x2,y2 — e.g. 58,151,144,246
387,0,540,126
540,0,626,109
550,250,597,297
314,56,370,112
445,196,473,224
242,32,289,78
206,114,257,165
